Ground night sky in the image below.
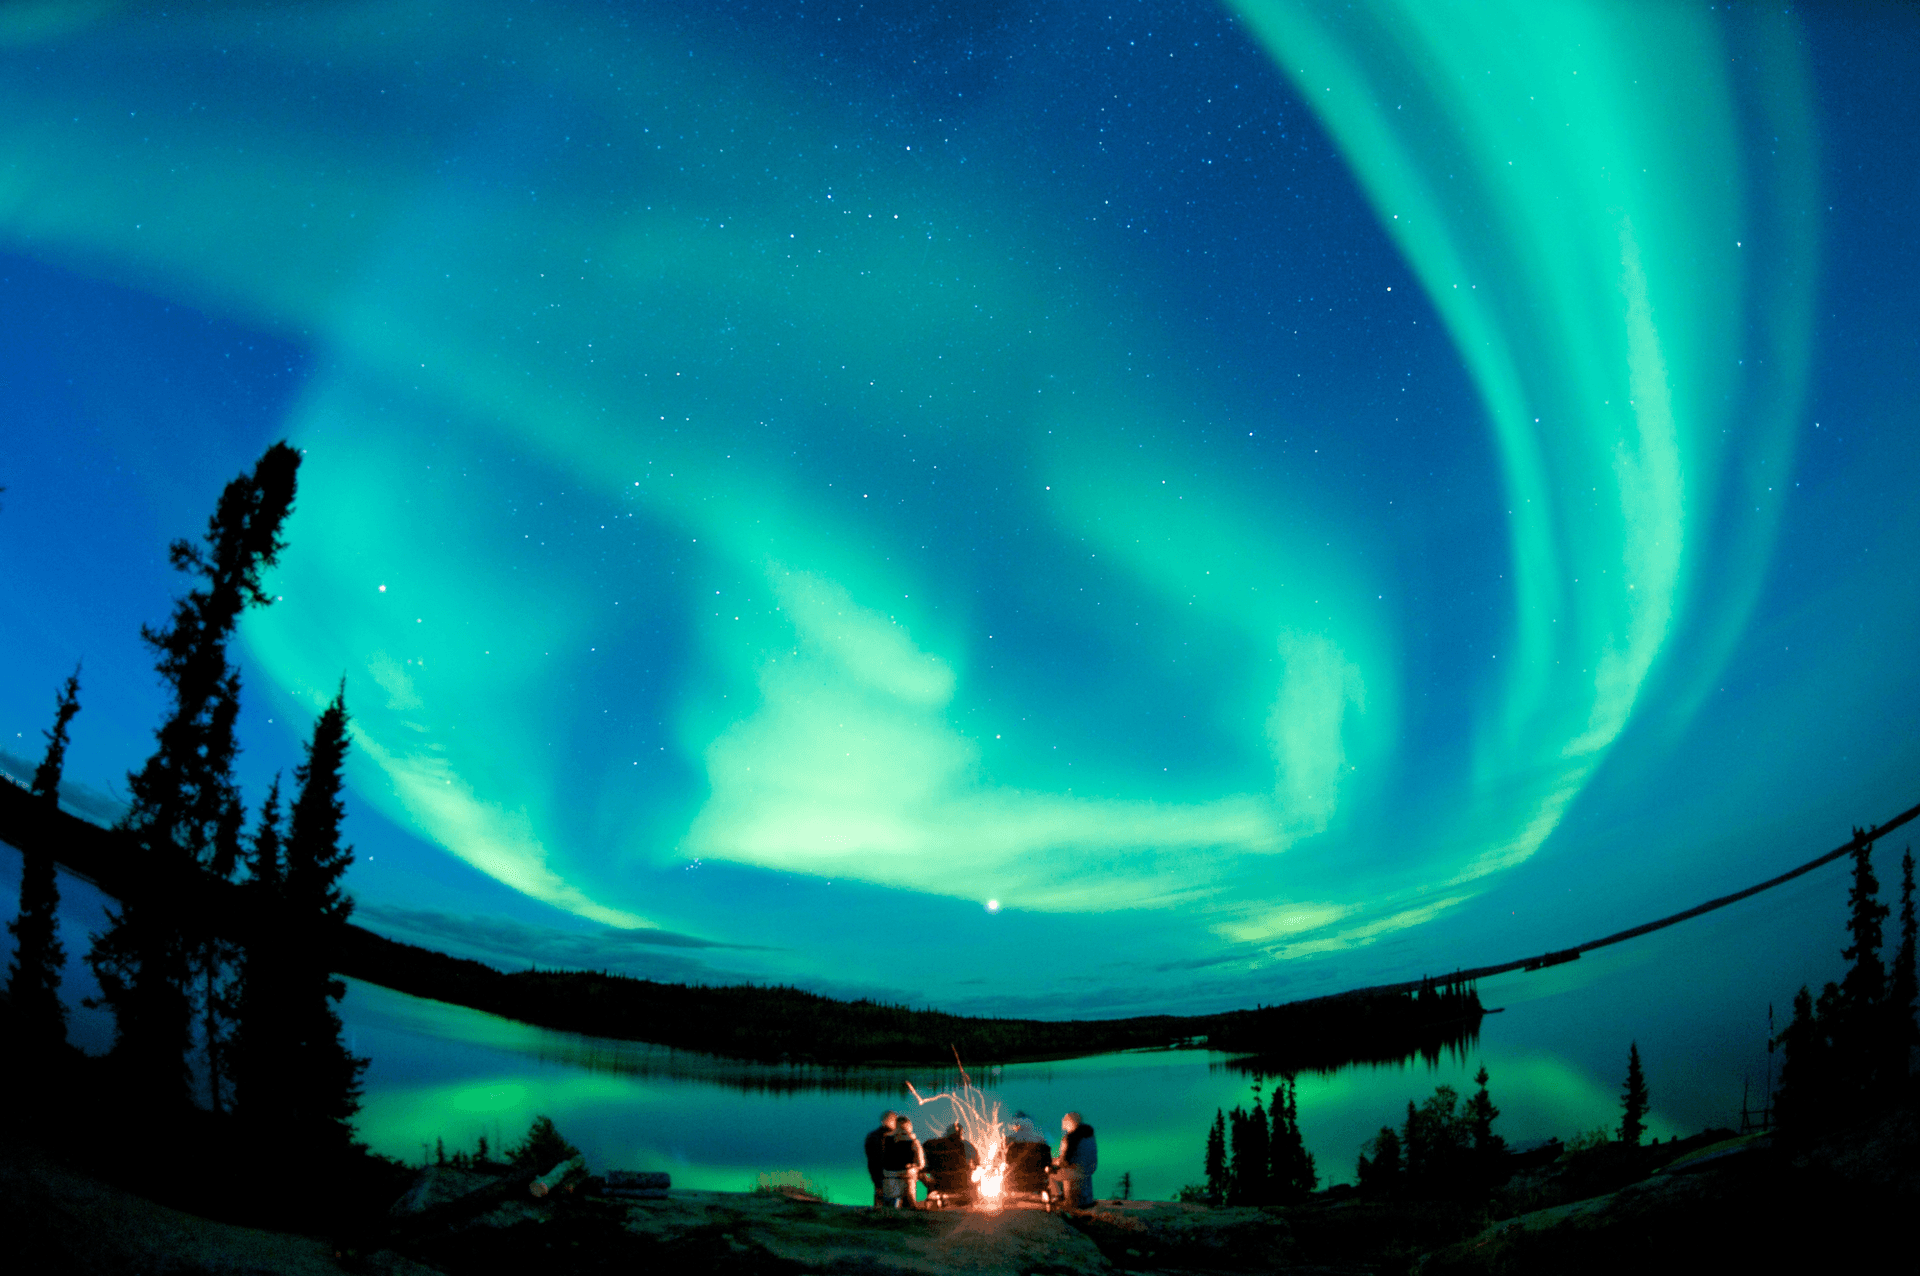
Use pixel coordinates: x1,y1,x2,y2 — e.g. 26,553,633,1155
4,1,1918,1025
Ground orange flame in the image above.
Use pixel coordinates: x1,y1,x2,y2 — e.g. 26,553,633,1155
908,1050,1011,1211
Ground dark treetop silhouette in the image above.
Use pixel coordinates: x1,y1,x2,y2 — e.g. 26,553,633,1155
6,663,81,1057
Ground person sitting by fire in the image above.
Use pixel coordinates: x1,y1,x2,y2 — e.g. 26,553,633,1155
863,1110,899,1207
929,1121,980,1167
879,1115,926,1209
1052,1111,1098,1209
1006,1111,1049,1145
920,1121,980,1199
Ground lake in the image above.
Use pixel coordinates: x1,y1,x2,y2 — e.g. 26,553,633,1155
338,854,1839,1201
6,841,1829,1202
338,942,1723,1204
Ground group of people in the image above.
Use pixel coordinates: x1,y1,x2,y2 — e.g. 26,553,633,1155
862,1109,1098,1210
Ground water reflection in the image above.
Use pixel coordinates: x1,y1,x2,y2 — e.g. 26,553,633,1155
340,977,1663,1204
1219,1014,1484,1078
346,976,983,1096
505,1034,974,1098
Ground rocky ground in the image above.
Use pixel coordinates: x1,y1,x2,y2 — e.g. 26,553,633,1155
387,1176,1301,1276
0,1138,430,1275
5,1109,1915,1275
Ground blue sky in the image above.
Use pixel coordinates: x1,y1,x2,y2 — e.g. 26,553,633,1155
3,0,1918,1022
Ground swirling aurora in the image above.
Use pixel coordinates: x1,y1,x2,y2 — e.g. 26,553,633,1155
3,1,1917,1025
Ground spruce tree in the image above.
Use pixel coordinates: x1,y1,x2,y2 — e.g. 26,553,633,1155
1203,1108,1228,1204
1400,1099,1424,1186
1356,1124,1401,1197
1619,1043,1649,1146
8,665,82,1056
279,689,368,1149
227,778,283,1125
1267,1077,1316,1201
1464,1064,1506,1192
1402,1084,1470,1197
1890,849,1918,1074
1465,1066,1503,1155
29,663,82,805
1831,835,1892,1106
1240,1089,1272,1204
1774,984,1832,1132
1840,836,1889,1032
198,683,247,1114
87,443,299,1110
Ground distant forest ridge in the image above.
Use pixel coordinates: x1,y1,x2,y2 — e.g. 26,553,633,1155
336,922,1484,1068
0,774,1478,1066
8,773,1915,1067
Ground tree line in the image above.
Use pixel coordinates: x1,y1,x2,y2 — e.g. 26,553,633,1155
4,442,366,1164
1194,1075,1319,1206
283,948,1483,1068
1773,834,1918,1134
1171,829,1920,1211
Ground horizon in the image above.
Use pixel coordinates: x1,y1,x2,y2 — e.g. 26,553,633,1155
5,0,1920,1080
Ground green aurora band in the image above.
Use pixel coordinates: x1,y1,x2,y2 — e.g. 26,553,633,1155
0,1,1820,992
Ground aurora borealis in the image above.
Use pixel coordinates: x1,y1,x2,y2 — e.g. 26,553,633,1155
4,0,1918,1030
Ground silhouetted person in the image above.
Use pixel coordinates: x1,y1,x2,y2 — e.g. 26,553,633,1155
922,1121,980,1199
864,1109,898,1206
1055,1111,1098,1208
880,1116,925,1209
1007,1110,1049,1144
927,1120,980,1165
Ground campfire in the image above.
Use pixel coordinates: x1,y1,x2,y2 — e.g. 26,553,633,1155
907,1054,1043,1211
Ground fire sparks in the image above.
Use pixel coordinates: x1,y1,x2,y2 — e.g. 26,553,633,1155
907,1053,1013,1211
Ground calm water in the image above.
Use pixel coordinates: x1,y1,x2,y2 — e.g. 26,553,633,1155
6,842,1831,1201
338,936,1736,1205
336,857,1844,1202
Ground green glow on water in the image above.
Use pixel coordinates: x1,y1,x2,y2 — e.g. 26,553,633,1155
342,979,1678,1199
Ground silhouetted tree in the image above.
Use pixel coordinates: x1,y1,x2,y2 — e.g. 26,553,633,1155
1774,835,1913,1132
1463,1064,1507,1192
29,664,82,805
1227,1085,1271,1205
87,443,299,1111
227,777,283,1123
1840,835,1889,1039
1203,1108,1228,1204
1268,1076,1317,1201
1355,1124,1401,1197
1464,1066,1502,1153
1619,1043,1649,1146
8,665,82,1056
278,689,368,1149
1774,982,1835,1132
1398,1083,1479,1199
510,1115,580,1168
1890,848,1918,1074
198,752,245,1114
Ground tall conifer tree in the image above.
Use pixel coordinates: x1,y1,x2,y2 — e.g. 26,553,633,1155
1840,836,1889,1023
8,665,82,1055
229,778,284,1126
1268,1076,1317,1201
1465,1066,1504,1155
1203,1109,1228,1204
87,443,299,1110
279,689,368,1147
1890,849,1918,1073
1236,1088,1271,1204
1619,1044,1649,1146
